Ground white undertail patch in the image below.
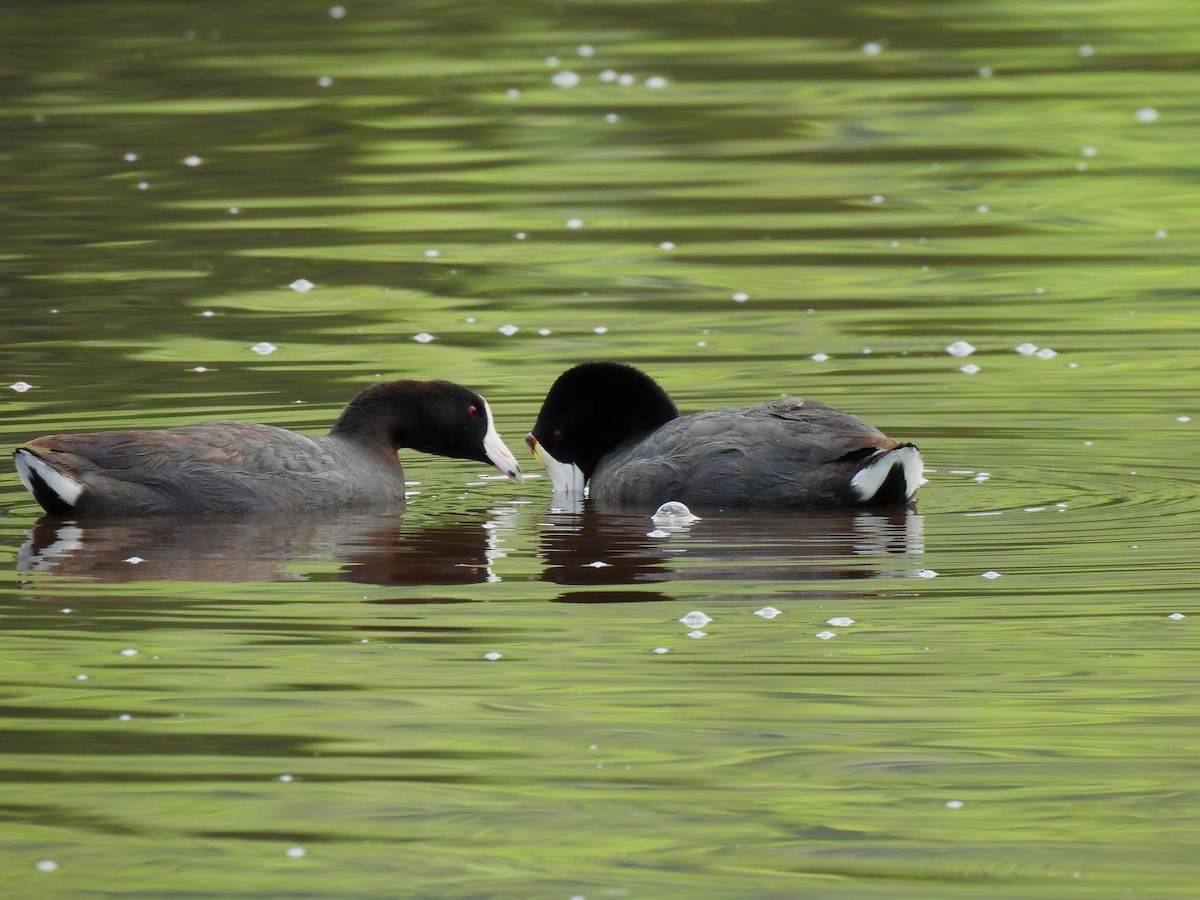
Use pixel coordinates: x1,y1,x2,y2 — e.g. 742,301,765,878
850,445,924,502
14,449,85,506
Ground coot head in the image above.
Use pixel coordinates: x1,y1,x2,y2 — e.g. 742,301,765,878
331,380,523,481
526,362,677,492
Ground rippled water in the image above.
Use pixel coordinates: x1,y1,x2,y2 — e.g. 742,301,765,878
2,1,1199,896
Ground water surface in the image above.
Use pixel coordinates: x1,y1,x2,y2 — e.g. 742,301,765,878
2,0,1198,896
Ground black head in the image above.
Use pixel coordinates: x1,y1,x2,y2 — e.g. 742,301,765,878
331,380,522,480
528,363,679,481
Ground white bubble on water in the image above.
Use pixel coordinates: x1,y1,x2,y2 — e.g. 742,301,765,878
604,113,620,123
659,241,675,250
577,44,595,58
123,152,138,161
811,352,829,362
679,611,712,628
917,569,938,578
862,42,883,56
732,292,749,302
978,66,993,78
286,846,307,858
1081,146,1098,157
1034,347,1058,359
687,630,707,639
1015,342,1038,355
960,364,981,374
617,74,636,86
1078,44,1095,57
35,860,59,873
125,556,145,564
251,342,277,355
289,278,314,292
317,76,334,87
9,381,31,393
329,5,346,18
815,630,836,640
1134,106,1159,123
1177,416,1191,423
946,799,965,809
552,70,581,89
413,333,434,343
653,501,700,525
644,75,669,89
976,204,990,213
754,607,782,619
646,529,670,538
585,561,611,568
827,617,856,627
593,325,608,334
566,218,584,229
1168,613,1186,620
497,324,519,336
599,69,618,82
981,570,1002,579
652,647,670,654
946,340,976,357
183,155,203,166
279,773,294,782
538,328,552,336
484,651,503,661
120,648,138,657
423,248,440,258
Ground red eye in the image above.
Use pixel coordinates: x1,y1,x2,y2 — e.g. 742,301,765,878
468,405,478,418
552,429,563,444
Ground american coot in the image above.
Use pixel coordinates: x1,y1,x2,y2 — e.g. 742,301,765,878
13,380,523,517
525,362,922,510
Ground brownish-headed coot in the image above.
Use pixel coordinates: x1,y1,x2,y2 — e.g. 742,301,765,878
14,380,523,517
525,362,922,510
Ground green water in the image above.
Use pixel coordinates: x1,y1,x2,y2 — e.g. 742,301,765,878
2,0,1198,896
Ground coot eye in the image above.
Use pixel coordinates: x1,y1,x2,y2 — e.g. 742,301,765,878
552,429,563,444
468,405,478,418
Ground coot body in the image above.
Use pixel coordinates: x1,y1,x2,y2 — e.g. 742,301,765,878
14,380,522,517
526,362,921,510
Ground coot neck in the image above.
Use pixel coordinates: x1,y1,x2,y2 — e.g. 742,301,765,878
328,382,436,457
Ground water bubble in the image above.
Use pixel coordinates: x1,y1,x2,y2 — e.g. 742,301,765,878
123,152,138,161
317,76,334,87
585,561,611,568
593,325,608,334
1081,146,1098,157
537,327,552,336
981,570,1002,579
959,364,981,374
120,648,138,657
1168,613,1186,620
653,501,700,525
423,248,440,258
75,674,89,681
617,74,636,87
566,218,584,229
35,860,59,873
552,70,581,89
945,340,976,357
827,617,856,627
497,324,519,336
599,69,617,82
125,556,145,564
413,333,434,343
505,88,520,98
978,66,993,77
289,278,314,292
811,352,829,362
652,647,670,654
815,630,836,640
1154,229,1168,238
1177,416,1191,423
183,155,203,166
679,611,712,628
286,846,307,858
514,232,527,240
9,381,31,393
484,651,503,661
861,41,883,56
1015,342,1038,355
137,182,149,190
917,569,938,578
946,799,965,809
732,292,749,302
644,75,669,89
754,607,782,619
328,5,346,18
976,204,990,213
604,113,620,123
658,241,675,250
687,630,707,639
118,713,132,721
251,342,277,355
1077,44,1094,57
1034,347,1058,359
1134,106,1159,123
646,529,670,538
577,44,595,57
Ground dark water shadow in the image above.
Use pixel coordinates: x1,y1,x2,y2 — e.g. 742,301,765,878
15,508,507,587
536,503,925,601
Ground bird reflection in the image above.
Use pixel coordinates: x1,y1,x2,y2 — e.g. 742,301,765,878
536,503,925,600
16,506,517,586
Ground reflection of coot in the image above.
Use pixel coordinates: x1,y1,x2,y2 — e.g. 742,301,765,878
537,504,925,600
17,510,501,587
